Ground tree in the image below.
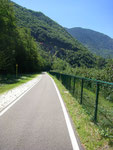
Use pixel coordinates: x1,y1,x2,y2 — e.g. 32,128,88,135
0,0,17,73
0,0,44,74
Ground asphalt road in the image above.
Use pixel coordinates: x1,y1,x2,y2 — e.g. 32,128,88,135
0,73,81,150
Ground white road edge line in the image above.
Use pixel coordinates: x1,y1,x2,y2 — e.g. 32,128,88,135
0,75,42,117
49,75,80,150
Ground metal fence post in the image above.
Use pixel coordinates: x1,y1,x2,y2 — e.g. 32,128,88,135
94,82,100,122
80,79,84,104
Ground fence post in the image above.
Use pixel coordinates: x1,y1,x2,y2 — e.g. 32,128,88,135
94,82,100,122
80,79,84,104
73,77,76,95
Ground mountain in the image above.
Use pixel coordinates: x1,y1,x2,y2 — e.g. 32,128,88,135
12,2,97,68
65,27,113,58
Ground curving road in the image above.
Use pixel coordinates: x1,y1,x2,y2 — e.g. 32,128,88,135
0,73,82,150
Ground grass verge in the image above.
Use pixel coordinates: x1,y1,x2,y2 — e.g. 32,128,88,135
51,75,113,150
0,74,39,94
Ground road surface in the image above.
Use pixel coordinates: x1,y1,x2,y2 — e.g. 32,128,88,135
0,73,82,150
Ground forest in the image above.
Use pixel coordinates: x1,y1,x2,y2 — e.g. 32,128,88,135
0,0,113,83
0,0,46,73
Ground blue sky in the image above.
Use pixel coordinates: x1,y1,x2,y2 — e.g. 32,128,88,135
12,0,113,38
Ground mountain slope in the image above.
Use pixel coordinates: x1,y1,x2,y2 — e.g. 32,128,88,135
66,27,113,58
13,3,83,50
12,2,97,68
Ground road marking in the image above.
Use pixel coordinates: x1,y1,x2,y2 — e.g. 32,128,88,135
49,75,80,150
0,76,42,117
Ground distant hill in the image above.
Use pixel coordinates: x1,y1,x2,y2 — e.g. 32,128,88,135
12,3,97,68
65,27,113,58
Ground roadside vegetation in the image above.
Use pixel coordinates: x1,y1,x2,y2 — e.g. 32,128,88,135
52,58,113,83
51,75,113,150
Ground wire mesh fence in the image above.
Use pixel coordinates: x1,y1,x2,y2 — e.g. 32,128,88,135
50,71,113,139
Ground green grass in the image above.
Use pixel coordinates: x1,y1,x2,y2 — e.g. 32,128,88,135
0,74,39,94
50,75,113,150
72,82,113,140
